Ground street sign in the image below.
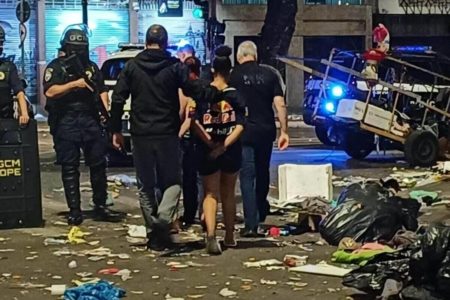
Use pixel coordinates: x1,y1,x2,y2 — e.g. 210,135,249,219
158,0,183,17
19,23,27,47
16,1,31,23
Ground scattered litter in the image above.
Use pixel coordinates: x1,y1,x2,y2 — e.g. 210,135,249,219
127,225,147,238
298,245,313,252
67,226,90,244
0,249,15,252
187,295,204,299
88,256,105,262
11,283,46,289
53,221,67,226
165,294,184,300
31,233,43,237
107,260,115,265
44,238,66,246
126,236,146,244
68,260,77,269
52,275,62,280
98,268,119,275
260,279,277,285
289,261,353,277
409,190,440,206
25,255,38,260
195,286,208,289
107,174,137,187
0,237,10,242
114,269,132,281
72,278,101,287
152,275,160,279
286,282,308,287
283,255,308,267
64,280,126,299
88,241,100,246
243,259,283,268
241,285,252,291
327,288,337,293
2,273,11,278
219,288,237,297
76,272,92,278
131,291,144,295
167,261,189,269
53,187,64,193
266,266,286,270
46,284,66,296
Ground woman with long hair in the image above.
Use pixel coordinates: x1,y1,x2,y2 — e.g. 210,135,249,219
192,46,246,255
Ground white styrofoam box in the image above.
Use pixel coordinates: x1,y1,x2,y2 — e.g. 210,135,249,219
364,105,394,131
335,99,366,121
278,164,333,203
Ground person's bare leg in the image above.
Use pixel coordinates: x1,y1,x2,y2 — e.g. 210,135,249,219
202,172,220,238
221,172,238,246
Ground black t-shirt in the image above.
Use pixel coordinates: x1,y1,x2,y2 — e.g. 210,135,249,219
195,87,246,140
229,61,283,144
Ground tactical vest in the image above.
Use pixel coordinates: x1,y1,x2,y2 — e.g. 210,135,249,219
58,60,97,113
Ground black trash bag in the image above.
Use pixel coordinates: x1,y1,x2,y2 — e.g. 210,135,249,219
409,224,450,295
400,285,445,300
342,248,413,294
319,182,420,245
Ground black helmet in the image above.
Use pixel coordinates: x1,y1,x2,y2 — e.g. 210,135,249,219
0,25,5,42
146,24,168,48
60,28,88,48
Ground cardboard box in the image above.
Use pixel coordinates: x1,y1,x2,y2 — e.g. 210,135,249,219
335,99,366,121
364,105,394,131
278,164,333,202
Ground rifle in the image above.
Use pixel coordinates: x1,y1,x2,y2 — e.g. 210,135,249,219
62,54,110,128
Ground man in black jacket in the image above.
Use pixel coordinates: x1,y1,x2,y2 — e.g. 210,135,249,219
110,25,214,251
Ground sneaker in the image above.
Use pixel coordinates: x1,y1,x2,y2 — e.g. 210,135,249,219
93,206,123,223
205,236,222,255
68,209,83,226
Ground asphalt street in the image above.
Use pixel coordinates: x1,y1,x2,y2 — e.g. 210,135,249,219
0,123,448,299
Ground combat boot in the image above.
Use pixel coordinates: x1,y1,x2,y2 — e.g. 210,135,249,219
62,165,83,225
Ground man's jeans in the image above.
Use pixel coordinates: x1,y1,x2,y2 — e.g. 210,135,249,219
240,141,273,231
132,135,182,231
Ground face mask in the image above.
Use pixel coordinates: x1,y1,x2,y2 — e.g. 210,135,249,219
65,44,89,66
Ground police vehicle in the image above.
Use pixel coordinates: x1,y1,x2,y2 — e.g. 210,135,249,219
297,46,450,165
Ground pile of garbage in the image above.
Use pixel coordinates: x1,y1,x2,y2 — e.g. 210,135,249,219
343,224,450,300
319,180,421,245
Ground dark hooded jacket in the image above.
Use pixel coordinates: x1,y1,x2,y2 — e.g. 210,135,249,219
110,49,212,137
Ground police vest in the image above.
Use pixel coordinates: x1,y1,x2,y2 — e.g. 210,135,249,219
0,60,12,106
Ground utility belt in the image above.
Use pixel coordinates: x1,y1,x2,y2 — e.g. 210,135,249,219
47,102,98,132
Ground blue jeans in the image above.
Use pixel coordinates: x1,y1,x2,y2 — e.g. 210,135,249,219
240,142,273,231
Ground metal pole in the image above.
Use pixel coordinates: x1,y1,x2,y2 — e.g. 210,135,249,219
20,0,25,76
82,0,88,25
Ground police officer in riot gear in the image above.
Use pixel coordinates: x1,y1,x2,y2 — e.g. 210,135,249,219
0,25,29,124
43,26,121,225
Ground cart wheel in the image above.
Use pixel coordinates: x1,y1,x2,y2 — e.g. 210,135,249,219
315,125,336,146
404,130,438,167
343,132,374,160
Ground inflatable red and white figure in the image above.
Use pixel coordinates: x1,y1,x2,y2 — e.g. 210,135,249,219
362,24,390,81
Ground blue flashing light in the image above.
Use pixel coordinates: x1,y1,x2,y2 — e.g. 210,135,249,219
331,85,344,98
193,8,203,19
325,101,335,113
393,45,432,53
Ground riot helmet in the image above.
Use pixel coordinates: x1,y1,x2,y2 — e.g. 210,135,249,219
0,25,5,56
59,24,91,65
146,24,168,49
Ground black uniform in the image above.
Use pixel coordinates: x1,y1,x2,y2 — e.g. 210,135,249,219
43,56,109,220
0,59,24,118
